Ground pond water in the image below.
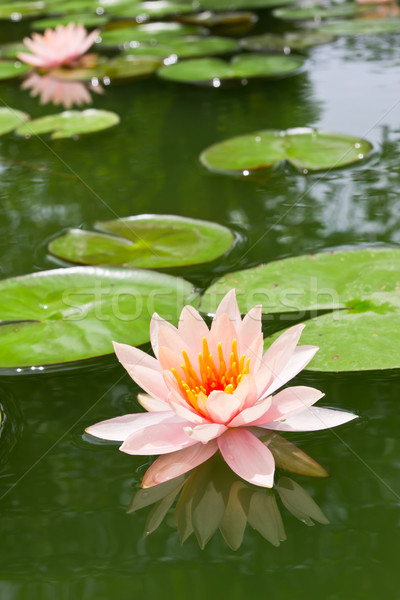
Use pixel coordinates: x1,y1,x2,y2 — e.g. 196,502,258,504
0,9,399,600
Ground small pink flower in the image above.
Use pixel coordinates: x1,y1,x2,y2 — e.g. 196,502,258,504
17,23,99,70
86,290,357,488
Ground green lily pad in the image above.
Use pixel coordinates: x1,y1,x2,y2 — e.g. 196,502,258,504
200,248,400,371
98,23,201,48
99,55,161,82
48,214,234,268
0,1,45,19
176,10,258,35
200,127,372,174
273,1,368,21
0,108,29,135
0,59,31,80
319,16,400,36
15,109,120,139
108,0,197,19
30,14,108,30
0,42,26,59
240,31,336,52
124,35,239,59
157,53,304,85
198,0,297,10
0,266,196,368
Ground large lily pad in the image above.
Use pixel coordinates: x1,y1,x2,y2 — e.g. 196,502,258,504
200,127,372,174
108,0,197,19
176,11,258,35
99,55,161,82
30,14,109,29
48,214,234,268
273,1,368,20
0,108,29,135
0,267,196,368
157,54,304,85
98,23,201,48
124,35,239,59
319,16,400,36
0,60,31,80
15,109,120,139
197,0,297,10
200,248,400,371
240,31,336,52
0,1,45,19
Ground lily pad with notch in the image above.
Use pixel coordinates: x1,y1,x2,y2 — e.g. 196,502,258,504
0,266,197,368
48,214,234,269
200,127,372,175
200,248,400,371
15,109,120,139
157,53,304,85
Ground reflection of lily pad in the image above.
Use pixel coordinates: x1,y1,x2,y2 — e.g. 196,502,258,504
124,35,239,59
158,54,304,85
0,267,196,368
0,108,29,135
319,16,400,35
49,214,234,268
98,23,200,48
200,127,372,174
273,1,367,20
240,31,336,52
0,59,31,80
30,14,108,30
15,109,120,139
176,10,258,34
200,248,400,371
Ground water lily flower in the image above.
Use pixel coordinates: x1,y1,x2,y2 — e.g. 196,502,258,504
17,24,99,71
86,290,357,488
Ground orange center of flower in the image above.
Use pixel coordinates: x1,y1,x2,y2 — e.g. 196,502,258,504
171,337,250,411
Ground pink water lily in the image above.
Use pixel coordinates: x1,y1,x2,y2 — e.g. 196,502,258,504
18,23,99,70
86,290,357,488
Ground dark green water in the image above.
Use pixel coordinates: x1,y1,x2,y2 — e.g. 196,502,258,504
0,15,400,600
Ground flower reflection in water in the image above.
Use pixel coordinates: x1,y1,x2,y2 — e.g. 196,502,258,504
128,450,330,550
21,72,103,109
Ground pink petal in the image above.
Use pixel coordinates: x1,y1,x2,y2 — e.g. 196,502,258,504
149,312,177,358
184,422,227,443
17,52,47,67
168,389,207,425
228,395,272,427
142,440,218,487
259,406,358,432
259,324,305,395
137,393,170,412
85,410,176,442
213,289,242,327
177,305,210,357
113,341,161,372
120,421,197,455
263,345,319,397
205,390,243,423
261,386,324,423
238,304,262,356
209,312,237,362
128,364,170,402
231,373,258,410
158,345,184,372
218,429,275,487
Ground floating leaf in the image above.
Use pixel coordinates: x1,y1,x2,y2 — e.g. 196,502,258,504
108,0,197,19
0,42,26,59
200,127,372,174
124,35,239,59
176,10,258,34
98,23,200,48
15,109,120,138
0,1,45,19
0,108,29,136
198,0,297,10
273,1,368,20
200,248,400,371
240,31,336,52
319,16,400,35
48,214,234,269
276,477,330,525
99,55,161,82
0,59,31,80
158,53,304,85
0,266,196,368
30,14,108,29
